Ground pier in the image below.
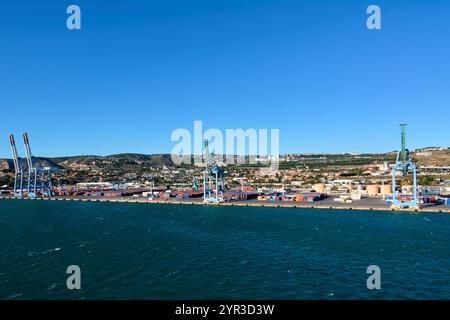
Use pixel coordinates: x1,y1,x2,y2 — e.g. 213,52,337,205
1,195,449,213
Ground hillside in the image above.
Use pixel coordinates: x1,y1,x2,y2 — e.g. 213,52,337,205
413,149,450,166
0,159,10,171
54,154,174,168
1,150,449,173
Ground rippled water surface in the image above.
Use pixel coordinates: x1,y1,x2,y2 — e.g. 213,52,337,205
0,199,449,299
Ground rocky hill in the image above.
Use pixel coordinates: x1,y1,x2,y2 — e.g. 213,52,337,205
0,154,175,172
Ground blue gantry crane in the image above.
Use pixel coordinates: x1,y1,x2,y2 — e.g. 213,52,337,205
391,124,418,210
38,166,53,197
8,134,23,198
203,139,225,203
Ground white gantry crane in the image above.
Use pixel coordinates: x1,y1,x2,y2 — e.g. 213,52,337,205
7,132,53,199
22,132,38,199
8,134,23,198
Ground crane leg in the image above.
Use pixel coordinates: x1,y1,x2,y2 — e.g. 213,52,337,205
19,171,23,198
13,173,17,198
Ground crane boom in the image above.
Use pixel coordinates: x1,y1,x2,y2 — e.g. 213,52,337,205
203,139,210,170
400,123,408,163
9,134,20,174
22,132,33,170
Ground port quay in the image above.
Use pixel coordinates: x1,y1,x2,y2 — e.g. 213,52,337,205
1,195,450,213
2,125,450,214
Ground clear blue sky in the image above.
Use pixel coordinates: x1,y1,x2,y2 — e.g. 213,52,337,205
0,0,449,157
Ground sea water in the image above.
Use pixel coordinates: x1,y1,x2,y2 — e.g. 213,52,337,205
0,199,449,299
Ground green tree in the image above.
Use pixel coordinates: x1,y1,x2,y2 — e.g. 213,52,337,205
418,175,434,186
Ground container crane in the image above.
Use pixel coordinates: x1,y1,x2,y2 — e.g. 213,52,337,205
203,139,225,203
22,132,37,198
8,134,23,198
391,124,418,210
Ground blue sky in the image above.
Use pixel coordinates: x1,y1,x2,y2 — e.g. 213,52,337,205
0,0,449,157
